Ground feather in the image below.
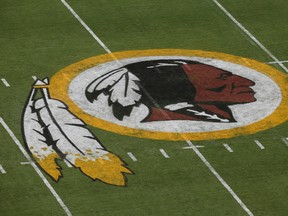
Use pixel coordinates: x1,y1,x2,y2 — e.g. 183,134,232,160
34,86,132,186
86,68,128,101
85,68,142,120
109,72,141,106
22,81,62,181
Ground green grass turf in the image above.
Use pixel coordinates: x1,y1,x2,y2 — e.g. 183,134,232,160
0,0,287,215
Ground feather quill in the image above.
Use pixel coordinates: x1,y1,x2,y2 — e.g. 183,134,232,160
34,86,131,186
22,81,62,181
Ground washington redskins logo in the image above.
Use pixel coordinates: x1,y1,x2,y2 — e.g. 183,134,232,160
49,49,288,140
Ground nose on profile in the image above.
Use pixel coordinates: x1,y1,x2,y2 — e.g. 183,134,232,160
232,75,255,86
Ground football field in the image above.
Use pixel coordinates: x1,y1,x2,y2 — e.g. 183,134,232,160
0,0,288,215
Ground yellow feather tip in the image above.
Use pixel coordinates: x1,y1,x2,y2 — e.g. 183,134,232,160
33,153,62,181
75,153,132,186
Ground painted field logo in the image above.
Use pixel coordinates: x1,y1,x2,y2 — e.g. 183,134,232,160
50,49,288,140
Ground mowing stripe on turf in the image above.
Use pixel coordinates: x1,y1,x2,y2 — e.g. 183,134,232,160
0,164,7,174
127,152,137,162
254,140,265,150
1,78,10,87
211,0,288,73
223,143,233,153
186,141,254,216
60,2,254,215
160,149,170,158
0,117,72,216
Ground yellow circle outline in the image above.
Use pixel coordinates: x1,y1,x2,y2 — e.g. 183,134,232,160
50,49,288,140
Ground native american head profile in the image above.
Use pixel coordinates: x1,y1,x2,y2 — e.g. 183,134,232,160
85,60,256,123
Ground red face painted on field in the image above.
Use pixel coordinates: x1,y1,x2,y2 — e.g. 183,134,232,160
183,64,256,104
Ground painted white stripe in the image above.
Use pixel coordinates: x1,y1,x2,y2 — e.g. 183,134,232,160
223,143,233,153
186,140,254,216
268,60,288,64
60,0,111,54
212,0,288,73
60,3,252,214
183,145,205,149
254,140,265,150
0,164,7,174
21,162,32,165
0,117,72,216
32,76,37,81
281,137,288,146
127,152,137,162
64,159,72,168
1,78,10,87
159,149,170,158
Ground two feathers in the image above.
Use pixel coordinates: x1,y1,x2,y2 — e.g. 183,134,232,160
23,79,131,186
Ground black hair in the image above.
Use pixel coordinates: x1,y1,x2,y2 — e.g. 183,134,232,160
124,59,198,107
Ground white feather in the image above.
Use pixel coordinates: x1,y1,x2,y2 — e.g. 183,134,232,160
34,98,109,164
22,87,62,180
86,68,128,93
109,73,141,106
23,90,58,160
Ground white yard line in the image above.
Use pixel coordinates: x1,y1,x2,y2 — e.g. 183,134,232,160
186,141,254,216
159,149,170,158
1,78,10,87
60,2,254,215
60,0,111,54
281,137,288,146
64,159,73,168
223,143,233,153
211,0,288,73
0,164,7,174
32,76,38,81
0,117,72,216
127,152,137,162
254,140,265,150
21,162,32,165
183,145,205,149
268,60,288,64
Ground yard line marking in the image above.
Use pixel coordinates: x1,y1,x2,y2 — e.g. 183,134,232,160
268,60,288,64
64,159,72,168
127,152,137,162
211,0,288,73
281,137,288,146
183,145,205,149
21,162,32,165
0,117,72,216
254,140,265,150
0,164,7,174
160,149,170,158
1,78,10,87
186,140,254,216
223,143,233,153
60,0,120,63
32,76,37,81
61,3,252,214
60,0,111,54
